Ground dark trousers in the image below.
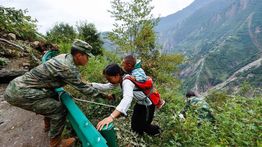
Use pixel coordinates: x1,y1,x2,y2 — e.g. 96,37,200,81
131,103,160,136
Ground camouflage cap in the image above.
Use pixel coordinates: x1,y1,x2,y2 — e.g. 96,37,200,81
72,39,94,57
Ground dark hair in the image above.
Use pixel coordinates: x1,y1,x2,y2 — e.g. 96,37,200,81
186,91,196,98
103,63,125,76
123,55,136,67
71,47,85,56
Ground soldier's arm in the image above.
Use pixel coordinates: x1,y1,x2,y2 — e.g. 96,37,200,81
62,69,108,99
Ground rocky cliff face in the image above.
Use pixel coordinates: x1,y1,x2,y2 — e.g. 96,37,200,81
0,32,53,83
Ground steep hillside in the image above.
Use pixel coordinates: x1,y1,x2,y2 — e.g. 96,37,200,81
156,0,215,34
156,0,262,92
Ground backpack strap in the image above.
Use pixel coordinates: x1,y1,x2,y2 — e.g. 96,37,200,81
123,75,154,97
124,75,160,105
124,75,153,88
123,76,141,89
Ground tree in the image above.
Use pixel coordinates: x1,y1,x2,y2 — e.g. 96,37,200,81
108,0,159,56
77,22,103,56
108,0,184,79
135,21,159,59
46,23,77,43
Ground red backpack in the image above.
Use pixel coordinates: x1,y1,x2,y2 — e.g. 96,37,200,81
124,76,161,105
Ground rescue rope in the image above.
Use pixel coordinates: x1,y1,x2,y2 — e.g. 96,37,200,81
73,97,132,112
58,91,118,109
74,98,117,109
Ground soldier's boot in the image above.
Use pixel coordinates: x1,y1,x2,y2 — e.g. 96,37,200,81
44,117,50,132
50,136,75,147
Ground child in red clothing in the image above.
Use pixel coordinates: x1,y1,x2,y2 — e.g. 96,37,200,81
122,55,165,108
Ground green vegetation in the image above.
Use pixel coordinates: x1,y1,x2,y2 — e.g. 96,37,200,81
77,22,103,56
108,0,158,56
108,0,182,80
72,72,262,146
0,6,37,40
46,22,104,56
150,91,262,146
46,23,77,44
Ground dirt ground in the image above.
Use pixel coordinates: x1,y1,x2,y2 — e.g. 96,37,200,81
0,84,49,147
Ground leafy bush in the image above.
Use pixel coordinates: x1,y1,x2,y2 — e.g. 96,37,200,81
46,23,77,43
143,92,261,146
0,6,37,40
58,42,72,54
46,21,104,57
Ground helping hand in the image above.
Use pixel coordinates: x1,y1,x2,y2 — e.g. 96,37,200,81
96,116,113,131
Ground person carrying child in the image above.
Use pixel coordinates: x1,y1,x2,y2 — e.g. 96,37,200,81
121,55,165,109
93,63,161,136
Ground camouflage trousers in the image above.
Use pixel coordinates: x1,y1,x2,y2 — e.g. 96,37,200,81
4,80,67,138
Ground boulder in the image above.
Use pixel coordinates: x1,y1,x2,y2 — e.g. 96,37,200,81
8,33,16,40
0,69,27,83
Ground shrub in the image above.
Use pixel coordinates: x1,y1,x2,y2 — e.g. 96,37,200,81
46,23,77,43
0,6,37,40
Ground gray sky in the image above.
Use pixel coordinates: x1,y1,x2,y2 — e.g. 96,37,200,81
1,0,194,34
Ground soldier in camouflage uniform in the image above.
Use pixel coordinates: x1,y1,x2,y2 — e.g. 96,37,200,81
4,39,110,147
179,91,215,126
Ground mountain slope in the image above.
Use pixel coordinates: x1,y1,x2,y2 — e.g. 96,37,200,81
155,0,215,36
156,0,262,92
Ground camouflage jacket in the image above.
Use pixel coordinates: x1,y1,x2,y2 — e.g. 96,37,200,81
6,54,103,98
180,96,212,116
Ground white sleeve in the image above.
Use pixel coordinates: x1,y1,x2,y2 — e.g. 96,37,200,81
91,82,116,91
116,79,135,115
